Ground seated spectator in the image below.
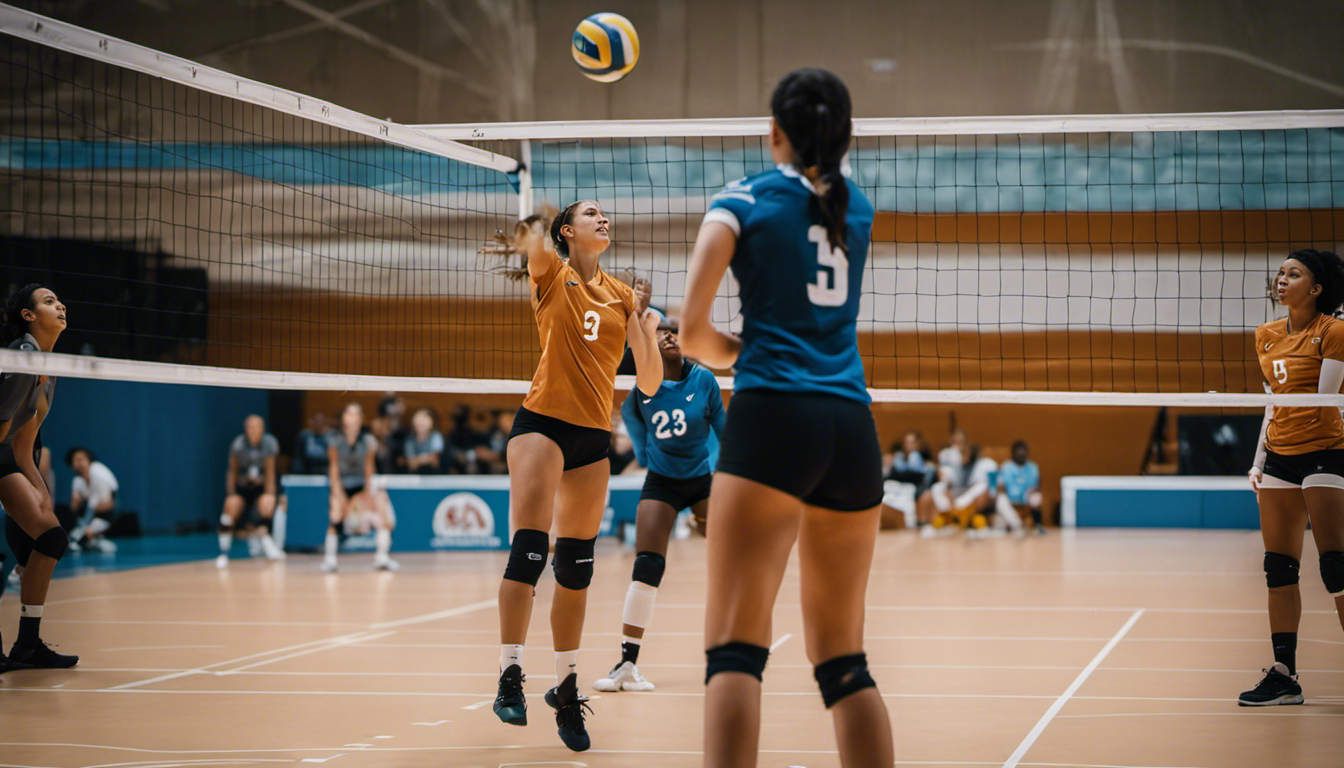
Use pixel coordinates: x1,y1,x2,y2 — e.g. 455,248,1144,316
486,410,513,474
292,412,333,475
67,447,119,553
450,407,504,474
372,394,408,474
881,430,934,529
996,439,1045,535
918,429,998,536
403,408,446,474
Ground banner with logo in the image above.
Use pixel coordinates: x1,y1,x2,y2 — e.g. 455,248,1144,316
281,475,646,551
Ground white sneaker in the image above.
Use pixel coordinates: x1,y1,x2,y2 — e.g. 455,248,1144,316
67,538,83,553
375,558,399,572
215,554,229,569
260,536,285,561
592,660,655,692
93,538,118,553
321,558,338,572
6,568,21,589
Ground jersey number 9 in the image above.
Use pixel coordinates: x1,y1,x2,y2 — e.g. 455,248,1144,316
1273,359,1287,384
806,225,848,307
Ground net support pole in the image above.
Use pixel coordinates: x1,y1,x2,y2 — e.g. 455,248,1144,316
518,139,534,220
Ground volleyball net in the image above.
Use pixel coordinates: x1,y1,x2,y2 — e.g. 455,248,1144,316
2,6,1344,408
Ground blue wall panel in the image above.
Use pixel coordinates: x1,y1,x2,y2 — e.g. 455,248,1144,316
40,378,269,534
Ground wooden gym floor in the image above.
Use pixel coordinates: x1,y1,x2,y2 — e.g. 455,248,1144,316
1,528,1342,768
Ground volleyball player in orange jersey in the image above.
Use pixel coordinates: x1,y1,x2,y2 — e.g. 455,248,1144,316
492,200,661,752
1243,249,1344,706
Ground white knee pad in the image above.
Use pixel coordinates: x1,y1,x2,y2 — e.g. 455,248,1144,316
219,513,234,528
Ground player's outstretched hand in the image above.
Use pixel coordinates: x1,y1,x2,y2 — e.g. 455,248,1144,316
631,276,652,314
1248,466,1262,494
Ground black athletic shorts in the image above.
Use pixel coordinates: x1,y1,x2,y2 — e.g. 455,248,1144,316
0,444,20,479
717,389,883,512
640,470,713,512
1262,448,1344,488
235,484,267,509
509,406,611,471
342,483,367,498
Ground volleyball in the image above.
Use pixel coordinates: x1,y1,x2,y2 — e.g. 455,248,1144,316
571,12,640,83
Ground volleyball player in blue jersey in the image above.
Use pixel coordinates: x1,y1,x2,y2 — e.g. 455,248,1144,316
593,328,724,692
681,69,893,768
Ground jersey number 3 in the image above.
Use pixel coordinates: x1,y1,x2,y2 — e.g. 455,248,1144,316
652,409,687,439
1273,358,1288,384
806,225,849,307
583,310,600,341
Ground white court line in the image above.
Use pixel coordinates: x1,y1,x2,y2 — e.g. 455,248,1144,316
50,620,371,627
6,687,1241,702
616,602,1339,615
102,645,226,653
770,634,793,652
1002,609,1144,768
1056,711,1344,720
107,599,496,690
223,632,397,674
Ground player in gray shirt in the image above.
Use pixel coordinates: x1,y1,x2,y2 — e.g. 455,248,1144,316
0,284,77,671
323,402,396,572
216,414,282,568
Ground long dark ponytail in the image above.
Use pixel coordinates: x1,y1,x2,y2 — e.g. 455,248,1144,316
770,68,853,252
3,283,45,344
1289,249,1344,316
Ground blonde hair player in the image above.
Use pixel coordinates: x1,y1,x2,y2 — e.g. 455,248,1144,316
322,402,396,572
490,201,661,752
681,69,894,767
1243,248,1344,706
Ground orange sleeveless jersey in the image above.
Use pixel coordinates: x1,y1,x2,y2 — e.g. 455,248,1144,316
1256,313,1344,454
521,256,635,431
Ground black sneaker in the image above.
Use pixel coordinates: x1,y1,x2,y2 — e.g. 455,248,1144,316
0,652,25,674
7,640,79,669
493,664,527,725
1238,662,1303,706
545,673,593,752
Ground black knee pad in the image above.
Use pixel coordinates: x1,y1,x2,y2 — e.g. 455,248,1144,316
631,550,666,587
1321,551,1344,596
552,536,596,590
814,652,877,708
1264,551,1300,588
5,516,34,568
34,526,68,562
502,528,549,586
705,642,770,683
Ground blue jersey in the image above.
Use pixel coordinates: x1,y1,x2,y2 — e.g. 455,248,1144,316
622,362,725,479
704,165,873,403
998,460,1040,504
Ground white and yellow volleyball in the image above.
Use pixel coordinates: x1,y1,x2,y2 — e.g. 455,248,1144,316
571,13,640,83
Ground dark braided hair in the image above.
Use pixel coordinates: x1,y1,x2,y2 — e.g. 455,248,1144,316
3,283,46,344
770,68,853,252
1288,249,1344,316
550,200,589,258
